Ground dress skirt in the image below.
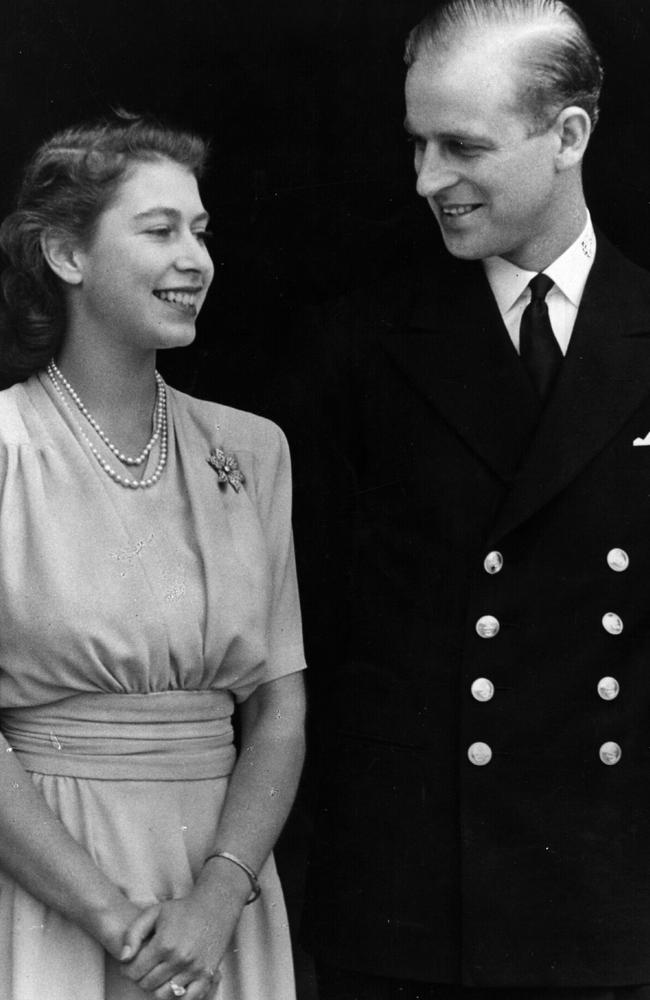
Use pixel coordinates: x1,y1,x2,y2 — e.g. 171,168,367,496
0,691,296,1000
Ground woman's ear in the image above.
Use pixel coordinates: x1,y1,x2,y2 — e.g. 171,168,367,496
40,232,84,286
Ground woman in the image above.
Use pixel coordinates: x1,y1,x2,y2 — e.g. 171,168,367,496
0,114,306,1000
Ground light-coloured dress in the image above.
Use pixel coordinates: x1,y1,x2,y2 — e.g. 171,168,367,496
0,372,307,1000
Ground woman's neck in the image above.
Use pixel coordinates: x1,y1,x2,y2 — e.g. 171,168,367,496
53,341,161,459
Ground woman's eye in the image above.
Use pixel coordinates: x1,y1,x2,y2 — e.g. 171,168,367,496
194,230,213,245
147,226,172,238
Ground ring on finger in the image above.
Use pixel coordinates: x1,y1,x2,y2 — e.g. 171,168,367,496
169,983,187,998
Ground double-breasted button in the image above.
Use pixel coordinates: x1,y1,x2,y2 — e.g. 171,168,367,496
483,551,503,575
471,678,495,702
599,741,622,766
468,741,492,766
607,548,629,573
476,615,500,638
602,612,623,635
597,676,620,701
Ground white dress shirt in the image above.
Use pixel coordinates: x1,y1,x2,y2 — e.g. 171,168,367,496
483,215,596,356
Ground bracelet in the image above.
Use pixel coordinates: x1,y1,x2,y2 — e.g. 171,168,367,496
204,850,261,904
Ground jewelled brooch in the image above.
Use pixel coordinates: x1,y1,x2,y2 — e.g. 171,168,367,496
207,447,245,493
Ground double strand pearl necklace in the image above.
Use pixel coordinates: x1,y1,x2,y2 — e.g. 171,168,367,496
49,357,163,465
46,360,169,489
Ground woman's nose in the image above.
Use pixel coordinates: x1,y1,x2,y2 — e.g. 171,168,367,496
175,233,212,277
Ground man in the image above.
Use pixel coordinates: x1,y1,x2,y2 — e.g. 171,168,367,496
302,1,650,997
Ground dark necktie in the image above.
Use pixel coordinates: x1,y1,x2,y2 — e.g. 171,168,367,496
519,273,562,402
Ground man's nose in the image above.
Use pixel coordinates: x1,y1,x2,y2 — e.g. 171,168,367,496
415,143,457,198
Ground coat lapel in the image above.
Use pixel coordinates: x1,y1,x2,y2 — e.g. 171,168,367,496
489,236,650,543
380,257,541,485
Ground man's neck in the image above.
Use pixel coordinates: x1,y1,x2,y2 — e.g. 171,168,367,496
503,199,589,273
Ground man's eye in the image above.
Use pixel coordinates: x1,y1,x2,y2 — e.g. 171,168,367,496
147,226,172,237
449,140,480,156
406,135,425,151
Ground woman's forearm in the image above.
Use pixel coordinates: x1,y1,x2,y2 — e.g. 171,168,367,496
0,732,139,952
197,670,306,897
117,671,307,991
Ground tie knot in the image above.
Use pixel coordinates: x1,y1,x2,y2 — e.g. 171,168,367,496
529,273,554,302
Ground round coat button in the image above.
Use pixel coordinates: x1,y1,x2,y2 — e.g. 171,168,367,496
606,548,629,573
597,676,620,701
471,678,495,702
601,612,623,635
599,741,622,766
468,741,492,766
476,615,500,638
484,551,503,575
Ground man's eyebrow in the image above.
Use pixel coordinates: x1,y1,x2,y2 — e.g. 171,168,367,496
134,207,210,224
403,118,492,146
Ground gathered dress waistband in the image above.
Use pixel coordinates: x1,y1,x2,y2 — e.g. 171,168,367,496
0,690,236,781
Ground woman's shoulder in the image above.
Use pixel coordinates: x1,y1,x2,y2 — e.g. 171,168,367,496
167,385,288,458
0,380,32,444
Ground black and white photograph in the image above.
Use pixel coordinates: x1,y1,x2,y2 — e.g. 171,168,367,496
1,2,650,999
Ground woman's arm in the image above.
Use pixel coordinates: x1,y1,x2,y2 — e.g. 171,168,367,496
121,670,306,1000
0,732,142,956
204,669,307,873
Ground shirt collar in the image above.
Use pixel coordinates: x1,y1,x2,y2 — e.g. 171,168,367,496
483,213,596,314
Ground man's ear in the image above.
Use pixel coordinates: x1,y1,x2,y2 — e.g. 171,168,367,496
553,106,592,171
40,232,84,286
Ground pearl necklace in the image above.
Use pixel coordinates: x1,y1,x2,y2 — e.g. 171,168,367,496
48,358,163,466
46,361,169,489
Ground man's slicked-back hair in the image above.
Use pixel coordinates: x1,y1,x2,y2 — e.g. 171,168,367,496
404,0,603,135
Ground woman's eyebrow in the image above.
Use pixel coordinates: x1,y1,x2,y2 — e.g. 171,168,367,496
133,207,210,224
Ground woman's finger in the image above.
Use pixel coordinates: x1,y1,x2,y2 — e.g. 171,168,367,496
182,970,222,1000
132,959,177,993
153,973,195,1000
120,905,160,961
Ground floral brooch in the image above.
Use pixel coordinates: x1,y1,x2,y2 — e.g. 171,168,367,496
207,447,245,493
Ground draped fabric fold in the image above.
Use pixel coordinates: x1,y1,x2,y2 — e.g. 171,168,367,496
2,691,237,780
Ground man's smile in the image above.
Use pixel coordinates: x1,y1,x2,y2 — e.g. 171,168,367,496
439,203,482,217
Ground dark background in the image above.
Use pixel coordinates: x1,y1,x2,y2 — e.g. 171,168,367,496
1,0,649,401
2,1,650,369
2,2,649,995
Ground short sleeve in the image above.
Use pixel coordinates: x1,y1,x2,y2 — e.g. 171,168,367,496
234,423,307,701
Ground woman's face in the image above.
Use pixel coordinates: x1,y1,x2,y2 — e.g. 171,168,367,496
73,157,214,353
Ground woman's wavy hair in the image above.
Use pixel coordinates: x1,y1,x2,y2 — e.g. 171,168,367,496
0,112,209,382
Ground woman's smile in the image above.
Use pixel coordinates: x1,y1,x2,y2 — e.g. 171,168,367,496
153,287,204,317
72,159,214,354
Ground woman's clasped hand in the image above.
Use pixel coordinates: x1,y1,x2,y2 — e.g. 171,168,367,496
118,872,252,999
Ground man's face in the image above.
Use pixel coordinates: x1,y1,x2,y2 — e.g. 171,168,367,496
404,41,563,268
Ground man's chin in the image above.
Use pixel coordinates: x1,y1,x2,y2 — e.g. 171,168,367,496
439,231,486,261
433,218,487,261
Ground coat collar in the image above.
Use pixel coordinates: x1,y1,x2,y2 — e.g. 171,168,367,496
489,234,650,542
380,252,542,486
379,235,650,540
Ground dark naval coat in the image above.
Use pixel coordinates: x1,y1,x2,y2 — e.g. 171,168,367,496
302,233,650,988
